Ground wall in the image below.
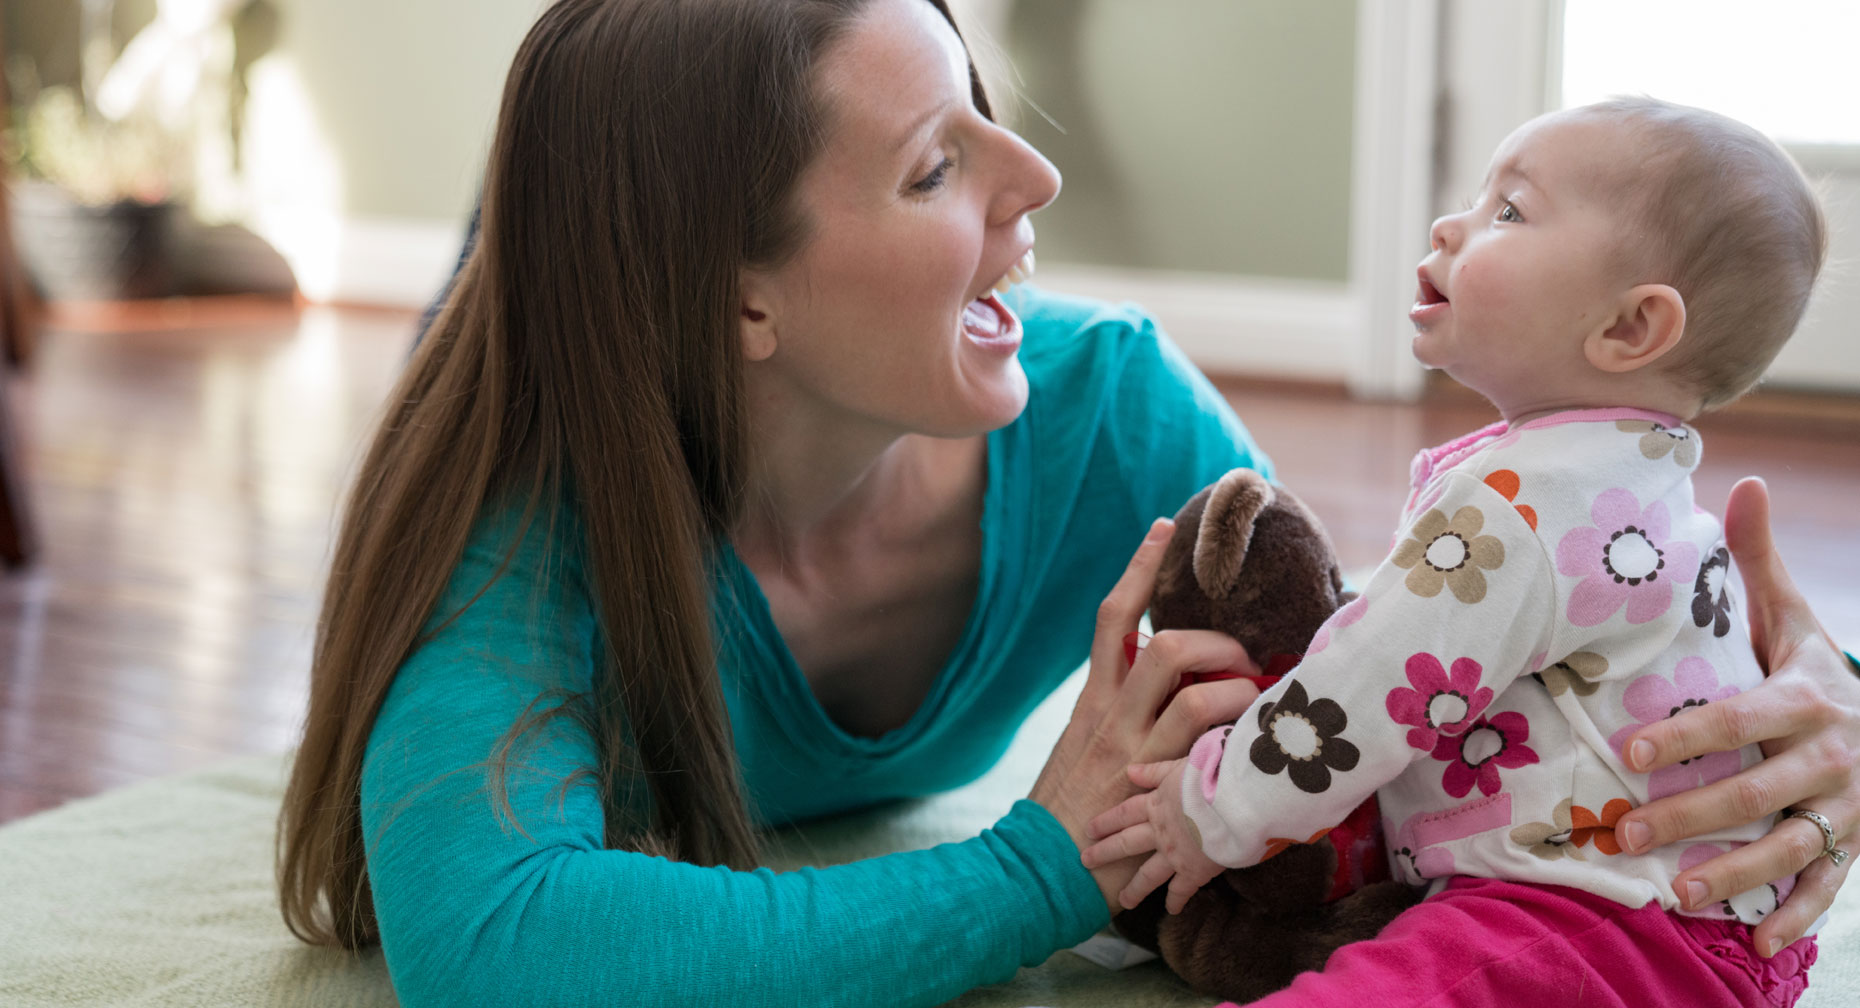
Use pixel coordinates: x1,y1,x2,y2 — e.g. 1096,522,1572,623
1000,0,1357,283
245,0,537,223
7,0,1369,341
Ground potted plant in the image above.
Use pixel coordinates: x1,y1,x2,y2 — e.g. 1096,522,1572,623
6,82,181,301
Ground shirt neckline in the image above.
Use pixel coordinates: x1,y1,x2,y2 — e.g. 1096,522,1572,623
714,427,1010,759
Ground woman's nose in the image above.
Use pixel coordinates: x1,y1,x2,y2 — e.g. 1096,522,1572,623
990,130,1062,226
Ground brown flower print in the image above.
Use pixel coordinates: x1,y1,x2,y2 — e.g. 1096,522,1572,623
1616,420,1698,468
1392,505,1506,603
1533,651,1610,698
1692,547,1733,638
1248,681,1360,794
1512,798,1587,861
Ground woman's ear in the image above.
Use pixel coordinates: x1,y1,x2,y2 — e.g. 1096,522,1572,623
1585,283,1685,374
738,272,779,363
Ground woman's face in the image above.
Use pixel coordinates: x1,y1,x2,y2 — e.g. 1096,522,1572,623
741,0,1061,441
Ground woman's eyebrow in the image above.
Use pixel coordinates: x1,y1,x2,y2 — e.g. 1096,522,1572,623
888,97,959,154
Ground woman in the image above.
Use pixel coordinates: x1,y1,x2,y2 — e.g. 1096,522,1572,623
278,0,1859,1004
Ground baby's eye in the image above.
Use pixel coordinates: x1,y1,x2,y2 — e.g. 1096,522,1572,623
1497,202,1522,223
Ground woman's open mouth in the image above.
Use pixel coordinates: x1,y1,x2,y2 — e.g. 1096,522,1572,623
963,250,1036,354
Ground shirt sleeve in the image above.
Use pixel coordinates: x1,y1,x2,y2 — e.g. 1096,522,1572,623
1102,311,1274,525
1180,470,1558,866
360,515,1105,1008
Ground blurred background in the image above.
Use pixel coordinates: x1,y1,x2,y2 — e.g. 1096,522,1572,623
0,0,1855,820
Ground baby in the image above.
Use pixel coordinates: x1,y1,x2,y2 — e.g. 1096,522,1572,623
1085,97,1828,1007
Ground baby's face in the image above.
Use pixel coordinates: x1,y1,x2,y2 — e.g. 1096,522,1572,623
1410,111,1643,416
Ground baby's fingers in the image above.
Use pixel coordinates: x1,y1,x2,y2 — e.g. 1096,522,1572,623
1087,793,1150,842
1118,853,1175,910
1164,872,1204,916
1127,761,1174,790
1081,823,1156,870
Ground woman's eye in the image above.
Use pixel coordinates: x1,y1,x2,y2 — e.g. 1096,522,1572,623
1497,201,1522,223
909,157,953,194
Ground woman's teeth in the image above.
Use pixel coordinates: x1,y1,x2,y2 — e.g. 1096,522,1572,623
990,249,1037,295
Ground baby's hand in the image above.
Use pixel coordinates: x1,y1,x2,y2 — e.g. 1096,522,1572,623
1081,758,1226,914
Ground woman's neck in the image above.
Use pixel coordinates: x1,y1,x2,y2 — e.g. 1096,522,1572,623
731,399,982,573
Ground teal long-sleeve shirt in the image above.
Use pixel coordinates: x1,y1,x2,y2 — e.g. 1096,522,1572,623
358,287,1271,1007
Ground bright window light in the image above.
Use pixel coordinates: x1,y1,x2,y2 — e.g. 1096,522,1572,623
1561,0,1860,145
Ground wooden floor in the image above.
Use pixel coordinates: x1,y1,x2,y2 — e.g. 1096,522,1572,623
1,301,1856,826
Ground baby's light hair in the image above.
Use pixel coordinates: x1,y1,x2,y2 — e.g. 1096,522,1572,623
1576,97,1827,411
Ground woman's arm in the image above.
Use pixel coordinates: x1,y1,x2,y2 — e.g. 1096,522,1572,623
1027,518,1265,910
360,517,1104,1008
1614,476,1858,956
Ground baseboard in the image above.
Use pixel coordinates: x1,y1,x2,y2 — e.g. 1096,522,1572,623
253,217,1364,384
1033,263,1357,383
250,211,463,309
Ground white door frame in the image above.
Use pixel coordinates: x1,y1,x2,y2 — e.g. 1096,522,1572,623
1343,0,1441,400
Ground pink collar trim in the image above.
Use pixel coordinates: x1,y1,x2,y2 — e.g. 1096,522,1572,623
1410,420,1508,491
1409,407,1686,492
1506,405,1685,433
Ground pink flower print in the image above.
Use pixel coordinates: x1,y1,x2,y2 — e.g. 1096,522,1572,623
1608,657,1745,799
1433,711,1539,797
1307,595,1369,655
1556,488,1699,626
1386,652,1494,754
1187,725,1233,804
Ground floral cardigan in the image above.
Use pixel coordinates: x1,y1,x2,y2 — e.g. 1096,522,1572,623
1181,407,1791,925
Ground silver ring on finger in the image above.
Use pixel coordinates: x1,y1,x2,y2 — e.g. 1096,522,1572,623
1785,808,1847,865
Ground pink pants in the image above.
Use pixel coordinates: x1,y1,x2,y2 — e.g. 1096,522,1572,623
1228,876,1818,1008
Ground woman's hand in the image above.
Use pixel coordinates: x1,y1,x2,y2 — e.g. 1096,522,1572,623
1082,758,1226,914
1613,477,1859,956
1029,518,1263,914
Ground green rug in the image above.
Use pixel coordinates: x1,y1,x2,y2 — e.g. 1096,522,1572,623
0,668,1852,1006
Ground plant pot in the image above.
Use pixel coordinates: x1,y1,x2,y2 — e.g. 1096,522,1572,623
10,180,176,301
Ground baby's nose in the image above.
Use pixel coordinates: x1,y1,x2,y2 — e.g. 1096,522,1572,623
1428,213,1461,253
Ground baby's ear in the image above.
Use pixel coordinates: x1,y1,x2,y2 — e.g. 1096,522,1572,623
1586,283,1685,373
1194,469,1273,600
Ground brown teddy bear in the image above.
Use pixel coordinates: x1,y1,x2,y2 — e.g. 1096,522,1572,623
1114,467,1421,1002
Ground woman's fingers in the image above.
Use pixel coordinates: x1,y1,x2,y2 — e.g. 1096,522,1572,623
1619,718,1845,854
1114,629,1255,736
1620,679,1821,775
1139,677,1260,764
1723,476,1823,665
1089,518,1176,694
1670,799,1854,908
1753,843,1853,956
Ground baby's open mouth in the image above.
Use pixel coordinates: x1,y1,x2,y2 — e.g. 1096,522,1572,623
1417,277,1447,306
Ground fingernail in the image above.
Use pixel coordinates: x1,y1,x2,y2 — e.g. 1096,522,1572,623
1146,518,1173,543
1621,821,1650,854
1683,880,1707,909
1765,938,1783,958
1628,739,1655,771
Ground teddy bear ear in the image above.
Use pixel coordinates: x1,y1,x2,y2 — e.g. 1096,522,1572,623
1194,469,1274,600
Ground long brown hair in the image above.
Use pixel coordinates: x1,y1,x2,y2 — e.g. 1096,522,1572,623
277,0,991,950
